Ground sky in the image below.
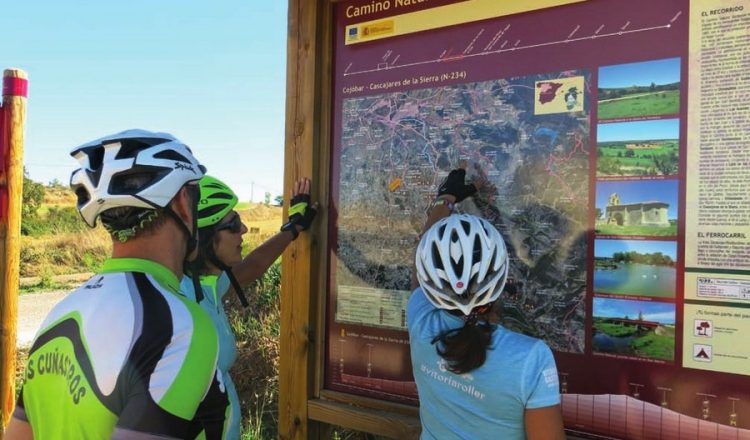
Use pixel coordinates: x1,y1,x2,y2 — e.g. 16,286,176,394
597,118,679,142
595,179,679,218
598,57,681,89
1,1,287,201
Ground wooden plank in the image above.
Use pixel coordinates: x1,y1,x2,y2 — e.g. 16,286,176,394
0,68,27,432
279,1,323,439
308,399,421,440
311,1,334,400
319,390,420,418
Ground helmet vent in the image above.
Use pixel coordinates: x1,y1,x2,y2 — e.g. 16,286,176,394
431,245,445,271
199,204,226,219
210,193,234,200
154,149,192,163
84,146,105,171
460,219,471,235
438,224,447,236
74,186,90,206
86,168,103,188
450,255,464,277
110,168,168,195
114,140,151,160
472,235,482,260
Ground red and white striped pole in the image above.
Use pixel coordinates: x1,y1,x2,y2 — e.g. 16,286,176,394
0,68,27,431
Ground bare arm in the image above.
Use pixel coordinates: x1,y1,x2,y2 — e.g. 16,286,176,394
5,417,34,439
232,230,293,286
232,178,316,287
524,404,566,440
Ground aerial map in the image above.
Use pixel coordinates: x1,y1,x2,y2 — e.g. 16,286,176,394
335,70,591,353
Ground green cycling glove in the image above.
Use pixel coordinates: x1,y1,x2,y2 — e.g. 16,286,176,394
281,193,317,240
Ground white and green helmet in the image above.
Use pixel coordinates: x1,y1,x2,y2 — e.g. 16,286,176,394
70,129,206,227
415,214,509,315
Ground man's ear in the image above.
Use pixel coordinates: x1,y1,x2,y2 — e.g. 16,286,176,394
171,186,194,225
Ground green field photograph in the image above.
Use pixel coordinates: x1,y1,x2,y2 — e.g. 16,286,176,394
594,239,676,298
592,297,675,361
597,119,679,177
595,179,678,237
598,57,681,120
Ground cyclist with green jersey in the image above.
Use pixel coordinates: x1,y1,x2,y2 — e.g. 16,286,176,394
6,129,227,439
179,175,317,439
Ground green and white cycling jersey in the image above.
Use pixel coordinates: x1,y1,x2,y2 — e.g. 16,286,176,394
14,258,227,439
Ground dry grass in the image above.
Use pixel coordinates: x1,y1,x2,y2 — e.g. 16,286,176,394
20,203,282,279
226,287,281,439
15,348,29,399
20,228,111,278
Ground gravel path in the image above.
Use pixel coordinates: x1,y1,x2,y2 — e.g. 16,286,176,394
17,290,70,348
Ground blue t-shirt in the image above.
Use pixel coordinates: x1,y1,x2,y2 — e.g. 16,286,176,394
181,273,241,440
407,288,560,440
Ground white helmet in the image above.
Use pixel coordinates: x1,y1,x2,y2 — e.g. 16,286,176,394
70,129,206,227
415,214,509,315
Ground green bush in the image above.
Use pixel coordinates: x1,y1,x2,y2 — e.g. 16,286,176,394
254,260,281,311
22,169,45,219
22,206,86,236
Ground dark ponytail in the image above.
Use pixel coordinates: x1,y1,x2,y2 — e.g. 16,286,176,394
431,316,495,375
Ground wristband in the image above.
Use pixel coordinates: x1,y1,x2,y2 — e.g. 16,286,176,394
281,222,300,240
429,198,454,212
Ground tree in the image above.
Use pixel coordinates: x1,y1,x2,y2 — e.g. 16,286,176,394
48,178,66,189
22,167,45,219
264,191,272,206
274,195,284,206
653,153,678,175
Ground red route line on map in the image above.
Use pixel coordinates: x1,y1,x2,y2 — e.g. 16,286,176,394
544,133,587,203
563,296,585,351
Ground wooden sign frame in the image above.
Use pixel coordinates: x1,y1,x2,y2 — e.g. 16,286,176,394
280,0,750,439
279,1,420,439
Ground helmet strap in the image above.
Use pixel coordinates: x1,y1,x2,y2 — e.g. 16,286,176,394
163,206,198,256
163,183,201,260
207,252,249,308
183,260,205,303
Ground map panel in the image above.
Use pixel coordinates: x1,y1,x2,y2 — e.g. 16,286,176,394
335,71,590,352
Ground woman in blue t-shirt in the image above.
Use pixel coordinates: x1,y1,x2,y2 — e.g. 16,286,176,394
408,169,565,440
181,175,317,439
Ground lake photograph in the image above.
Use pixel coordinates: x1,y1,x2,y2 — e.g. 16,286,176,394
594,239,676,298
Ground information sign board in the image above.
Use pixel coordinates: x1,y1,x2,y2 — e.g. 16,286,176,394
324,0,750,437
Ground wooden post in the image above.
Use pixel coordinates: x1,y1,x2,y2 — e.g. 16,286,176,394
279,1,421,437
0,68,27,431
279,1,326,438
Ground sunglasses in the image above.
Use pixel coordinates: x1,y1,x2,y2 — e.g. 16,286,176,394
215,214,243,233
